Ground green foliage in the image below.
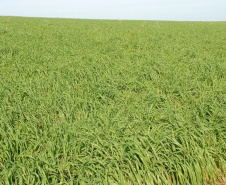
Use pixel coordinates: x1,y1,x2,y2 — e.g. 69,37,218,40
0,16,225,184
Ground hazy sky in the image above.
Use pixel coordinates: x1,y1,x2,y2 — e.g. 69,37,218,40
0,0,226,21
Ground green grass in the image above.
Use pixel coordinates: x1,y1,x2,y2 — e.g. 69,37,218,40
0,16,225,184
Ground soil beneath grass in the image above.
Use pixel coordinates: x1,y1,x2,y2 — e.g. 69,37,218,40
217,177,226,185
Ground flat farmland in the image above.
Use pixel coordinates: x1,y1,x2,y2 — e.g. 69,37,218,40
0,16,225,184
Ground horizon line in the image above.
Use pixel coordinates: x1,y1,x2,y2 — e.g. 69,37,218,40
1,15,226,22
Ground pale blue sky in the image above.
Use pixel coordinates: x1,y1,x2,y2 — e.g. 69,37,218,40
0,0,226,21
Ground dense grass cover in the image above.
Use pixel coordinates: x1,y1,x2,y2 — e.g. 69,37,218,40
0,16,225,184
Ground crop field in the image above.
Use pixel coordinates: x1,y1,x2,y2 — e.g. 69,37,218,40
0,16,225,184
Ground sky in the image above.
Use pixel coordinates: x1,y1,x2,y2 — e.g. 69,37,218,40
0,0,226,21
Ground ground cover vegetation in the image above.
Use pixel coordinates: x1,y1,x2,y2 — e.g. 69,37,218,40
0,16,225,184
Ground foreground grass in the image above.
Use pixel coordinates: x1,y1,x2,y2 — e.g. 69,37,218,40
0,16,225,184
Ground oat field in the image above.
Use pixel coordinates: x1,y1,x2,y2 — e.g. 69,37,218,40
0,16,225,184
